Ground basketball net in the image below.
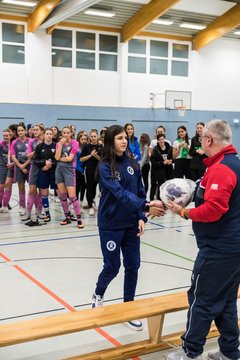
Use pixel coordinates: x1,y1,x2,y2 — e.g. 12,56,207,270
176,106,186,117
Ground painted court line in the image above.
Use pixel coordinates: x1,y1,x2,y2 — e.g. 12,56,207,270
0,252,140,359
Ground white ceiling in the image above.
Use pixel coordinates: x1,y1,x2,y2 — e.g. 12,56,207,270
0,0,239,40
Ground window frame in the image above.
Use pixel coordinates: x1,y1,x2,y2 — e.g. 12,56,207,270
52,27,119,72
128,36,191,77
0,20,26,65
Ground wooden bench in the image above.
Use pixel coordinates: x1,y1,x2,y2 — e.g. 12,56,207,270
0,291,239,360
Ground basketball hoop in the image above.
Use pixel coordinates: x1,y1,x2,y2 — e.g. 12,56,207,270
176,106,186,117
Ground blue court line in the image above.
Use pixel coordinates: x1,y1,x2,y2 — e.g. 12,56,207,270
0,233,99,247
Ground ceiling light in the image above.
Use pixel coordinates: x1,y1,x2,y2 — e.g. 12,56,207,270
153,19,173,25
180,22,206,30
234,31,240,35
84,8,115,17
2,0,37,6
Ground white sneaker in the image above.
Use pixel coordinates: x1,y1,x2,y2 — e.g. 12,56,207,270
208,351,237,360
126,319,143,331
0,206,9,213
92,293,104,308
36,211,46,219
167,350,202,360
21,213,31,221
19,207,26,216
89,207,94,216
83,202,89,209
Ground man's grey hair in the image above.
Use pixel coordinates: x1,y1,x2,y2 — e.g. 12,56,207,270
203,119,232,145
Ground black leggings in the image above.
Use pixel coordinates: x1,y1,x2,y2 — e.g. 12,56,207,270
174,158,192,179
76,169,86,201
85,170,98,208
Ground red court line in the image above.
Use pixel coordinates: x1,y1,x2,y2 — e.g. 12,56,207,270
0,252,11,262
0,253,141,358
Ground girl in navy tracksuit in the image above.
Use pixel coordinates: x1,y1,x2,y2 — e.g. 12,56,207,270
92,125,148,331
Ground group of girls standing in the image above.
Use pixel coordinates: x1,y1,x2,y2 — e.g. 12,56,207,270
125,122,207,202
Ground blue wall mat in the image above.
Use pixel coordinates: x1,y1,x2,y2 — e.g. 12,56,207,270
0,103,239,151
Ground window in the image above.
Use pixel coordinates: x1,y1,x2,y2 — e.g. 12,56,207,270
2,22,25,64
150,40,168,75
171,43,189,76
52,29,72,68
76,32,95,69
128,39,146,73
52,29,118,71
99,35,117,71
128,38,189,77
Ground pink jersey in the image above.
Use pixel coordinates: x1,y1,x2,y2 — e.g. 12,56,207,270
56,139,79,168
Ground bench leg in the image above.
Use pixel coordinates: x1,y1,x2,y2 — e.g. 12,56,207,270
147,314,165,344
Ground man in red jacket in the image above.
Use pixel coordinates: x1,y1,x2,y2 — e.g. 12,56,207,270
167,119,240,360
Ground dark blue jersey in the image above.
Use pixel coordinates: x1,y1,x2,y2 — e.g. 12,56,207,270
98,154,147,230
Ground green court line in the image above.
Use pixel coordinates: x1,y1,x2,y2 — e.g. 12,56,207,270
141,240,194,263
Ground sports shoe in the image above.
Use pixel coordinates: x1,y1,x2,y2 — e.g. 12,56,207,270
25,219,46,227
60,218,71,225
70,213,77,221
36,211,46,220
208,351,236,360
166,350,202,360
89,207,94,216
0,206,9,213
19,207,26,216
21,213,31,221
77,220,84,229
43,215,51,222
91,293,104,308
126,319,143,331
82,202,89,209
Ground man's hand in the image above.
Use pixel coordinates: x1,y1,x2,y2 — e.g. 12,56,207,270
167,200,182,214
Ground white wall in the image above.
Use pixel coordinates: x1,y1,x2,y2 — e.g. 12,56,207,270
191,38,240,111
0,24,240,112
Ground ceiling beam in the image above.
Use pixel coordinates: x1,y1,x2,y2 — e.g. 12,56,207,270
121,0,180,43
28,0,61,32
193,4,240,50
40,0,101,30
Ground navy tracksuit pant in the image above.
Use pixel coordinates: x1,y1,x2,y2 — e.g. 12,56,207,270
182,253,240,360
95,226,140,302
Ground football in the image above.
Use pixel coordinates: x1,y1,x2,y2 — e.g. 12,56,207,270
160,178,196,207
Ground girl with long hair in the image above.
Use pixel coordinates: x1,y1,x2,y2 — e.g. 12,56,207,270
124,123,141,161
34,128,57,223
80,129,103,216
76,131,87,203
91,125,165,331
21,124,44,222
172,125,192,179
189,122,207,181
10,124,30,215
55,126,84,229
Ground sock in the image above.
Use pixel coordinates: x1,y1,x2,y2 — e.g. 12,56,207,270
19,191,26,208
42,195,50,217
69,196,81,217
59,193,70,217
27,193,36,213
37,193,42,212
0,190,4,205
3,190,11,207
